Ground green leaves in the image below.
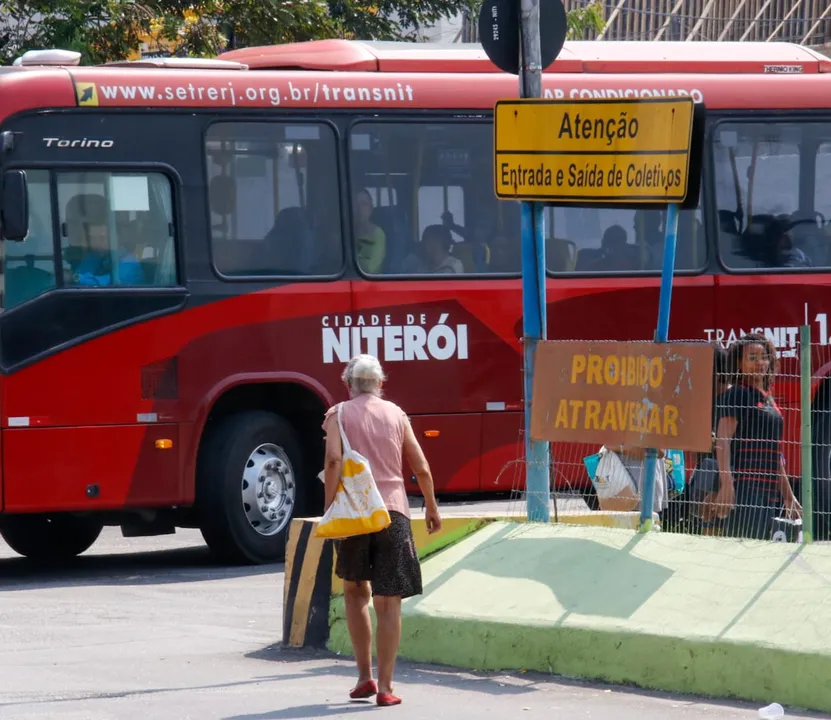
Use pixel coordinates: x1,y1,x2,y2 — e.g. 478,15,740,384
0,0,606,65
565,2,604,39
0,0,155,64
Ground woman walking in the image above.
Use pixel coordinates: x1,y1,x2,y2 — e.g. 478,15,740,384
709,333,801,538
322,354,441,707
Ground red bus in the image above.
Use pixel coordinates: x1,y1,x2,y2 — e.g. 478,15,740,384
0,39,830,564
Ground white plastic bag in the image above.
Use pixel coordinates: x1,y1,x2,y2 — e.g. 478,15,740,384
592,446,640,511
314,403,391,540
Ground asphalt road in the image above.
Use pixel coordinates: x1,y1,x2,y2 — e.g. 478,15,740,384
0,521,822,719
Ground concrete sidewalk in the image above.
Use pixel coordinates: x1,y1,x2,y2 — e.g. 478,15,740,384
328,522,831,714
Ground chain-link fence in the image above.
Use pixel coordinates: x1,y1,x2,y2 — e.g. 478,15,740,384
503,329,831,544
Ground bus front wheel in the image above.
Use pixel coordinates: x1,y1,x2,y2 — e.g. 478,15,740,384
0,514,103,561
196,410,306,565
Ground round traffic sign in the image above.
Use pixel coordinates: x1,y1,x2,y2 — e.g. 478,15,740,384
478,0,568,76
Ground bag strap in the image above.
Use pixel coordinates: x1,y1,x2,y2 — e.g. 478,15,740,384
336,402,352,455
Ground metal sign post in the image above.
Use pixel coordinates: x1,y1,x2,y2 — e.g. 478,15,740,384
518,0,550,522
639,203,680,532
480,0,567,524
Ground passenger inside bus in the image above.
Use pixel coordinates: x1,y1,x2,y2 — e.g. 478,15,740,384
734,214,814,269
310,210,344,275
354,188,386,274
398,236,426,274
440,210,490,272
264,206,315,274
488,232,521,273
64,194,143,287
634,209,665,270
591,225,639,272
636,210,707,272
422,224,463,274
771,216,812,268
787,210,826,266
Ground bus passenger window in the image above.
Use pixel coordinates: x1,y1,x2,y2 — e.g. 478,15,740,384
3,169,57,308
348,121,705,277
546,201,705,274
714,122,826,271
349,121,504,276
57,172,177,287
205,122,343,278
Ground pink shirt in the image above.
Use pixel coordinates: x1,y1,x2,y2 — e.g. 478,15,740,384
323,393,411,518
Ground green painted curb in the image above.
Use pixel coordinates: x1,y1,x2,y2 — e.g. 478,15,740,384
417,518,491,560
397,616,831,713
329,598,831,713
328,520,831,714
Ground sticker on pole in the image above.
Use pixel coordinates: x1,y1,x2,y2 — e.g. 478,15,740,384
494,97,695,203
529,340,714,452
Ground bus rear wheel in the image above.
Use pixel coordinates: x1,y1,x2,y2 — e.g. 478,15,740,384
196,410,306,565
0,514,103,561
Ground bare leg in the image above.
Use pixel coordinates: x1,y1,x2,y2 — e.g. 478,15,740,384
344,580,373,684
373,595,402,695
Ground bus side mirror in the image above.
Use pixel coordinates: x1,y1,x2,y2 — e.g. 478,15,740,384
1,169,29,241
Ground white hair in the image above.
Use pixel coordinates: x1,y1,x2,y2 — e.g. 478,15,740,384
342,354,386,398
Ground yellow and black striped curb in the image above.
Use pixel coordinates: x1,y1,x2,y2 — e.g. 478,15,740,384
283,519,333,648
282,510,644,648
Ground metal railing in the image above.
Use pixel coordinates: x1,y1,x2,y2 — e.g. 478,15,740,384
459,0,831,45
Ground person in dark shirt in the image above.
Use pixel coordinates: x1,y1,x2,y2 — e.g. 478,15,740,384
708,333,801,539
664,342,732,534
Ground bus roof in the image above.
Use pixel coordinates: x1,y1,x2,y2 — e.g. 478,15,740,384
217,39,831,75
2,40,831,119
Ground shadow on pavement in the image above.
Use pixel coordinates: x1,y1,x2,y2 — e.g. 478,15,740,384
226,704,377,720
0,674,289,710
0,545,280,590
243,647,827,719
245,646,542,698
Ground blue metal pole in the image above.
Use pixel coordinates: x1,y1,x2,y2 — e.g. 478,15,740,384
655,204,680,345
639,202,680,532
522,201,551,523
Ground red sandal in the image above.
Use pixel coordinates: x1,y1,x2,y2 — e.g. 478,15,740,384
377,692,402,707
349,680,378,700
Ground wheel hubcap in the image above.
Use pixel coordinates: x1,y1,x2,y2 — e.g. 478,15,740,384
241,443,295,537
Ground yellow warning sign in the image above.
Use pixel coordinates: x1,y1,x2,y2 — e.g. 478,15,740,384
75,82,99,107
494,97,695,203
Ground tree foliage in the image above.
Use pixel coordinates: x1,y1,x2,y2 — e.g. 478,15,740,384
565,2,604,39
0,0,605,66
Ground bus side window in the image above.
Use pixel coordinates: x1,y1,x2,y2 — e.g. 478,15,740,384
715,122,818,272
549,201,705,275
349,121,501,276
812,142,831,268
205,122,343,278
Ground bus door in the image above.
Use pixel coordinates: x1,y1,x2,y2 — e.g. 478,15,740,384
0,157,31,510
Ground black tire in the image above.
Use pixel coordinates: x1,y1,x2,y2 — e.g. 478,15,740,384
196,411,307,565
0,514,103,561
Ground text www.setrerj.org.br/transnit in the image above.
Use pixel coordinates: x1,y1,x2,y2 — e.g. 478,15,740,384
97,81,416,105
